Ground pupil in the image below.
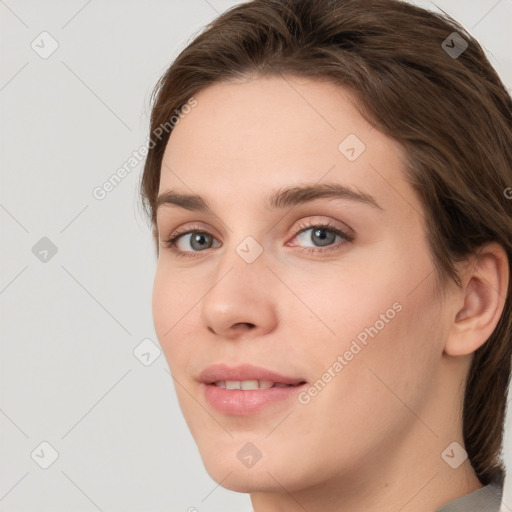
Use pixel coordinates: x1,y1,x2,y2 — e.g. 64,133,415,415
313,228,334,246
192,233,210,250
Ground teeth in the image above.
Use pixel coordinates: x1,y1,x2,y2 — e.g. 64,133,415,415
240,380,259,390
212,380,292,389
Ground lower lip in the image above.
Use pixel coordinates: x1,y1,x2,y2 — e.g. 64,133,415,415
202,383,307,416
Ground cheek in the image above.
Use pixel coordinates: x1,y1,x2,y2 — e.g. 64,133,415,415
288,258,402,345
322,263,442,422
295,240,442,397
151,266,171,342
152,260,196,334
151,264,193,370
284,274,443,472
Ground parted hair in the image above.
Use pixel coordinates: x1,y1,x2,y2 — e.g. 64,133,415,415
139,0,512,486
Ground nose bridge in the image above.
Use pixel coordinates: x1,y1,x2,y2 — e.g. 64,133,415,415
199,231,278,336
211,231,268,297
215,205,269,275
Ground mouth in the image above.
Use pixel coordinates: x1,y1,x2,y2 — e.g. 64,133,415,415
199,363,308,415
209,380,307,389
198,362,307,387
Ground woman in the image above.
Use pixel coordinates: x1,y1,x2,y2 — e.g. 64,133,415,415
139,0,512,510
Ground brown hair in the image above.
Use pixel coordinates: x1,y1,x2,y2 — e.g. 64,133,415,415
139,0,512,486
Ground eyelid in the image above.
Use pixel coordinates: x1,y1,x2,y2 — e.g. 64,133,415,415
164,216,352,240
161,217,354,257
166,222,216,240
286,220,354,253
292,217,355,239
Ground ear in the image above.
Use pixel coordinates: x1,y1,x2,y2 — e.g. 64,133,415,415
444,242,509,357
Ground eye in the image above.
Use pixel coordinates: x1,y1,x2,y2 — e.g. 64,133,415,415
288,221,354,255
161,224,221,258
160,220,353,259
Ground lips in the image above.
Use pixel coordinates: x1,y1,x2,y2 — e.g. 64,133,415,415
198,363,307,387
199,363,308,415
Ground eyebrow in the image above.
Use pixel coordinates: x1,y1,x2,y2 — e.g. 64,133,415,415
155,182,383,216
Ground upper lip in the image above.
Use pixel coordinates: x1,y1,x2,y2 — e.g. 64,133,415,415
198,363,307,385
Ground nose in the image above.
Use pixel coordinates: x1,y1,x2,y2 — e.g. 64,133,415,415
200,247,279,340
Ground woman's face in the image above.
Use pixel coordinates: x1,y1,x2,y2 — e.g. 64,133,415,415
152,76,450,492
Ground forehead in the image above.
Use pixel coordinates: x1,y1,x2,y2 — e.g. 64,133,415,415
165,76,378,164
159,76,417,218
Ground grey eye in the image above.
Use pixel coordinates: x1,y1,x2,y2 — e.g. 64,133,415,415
295,227,340,247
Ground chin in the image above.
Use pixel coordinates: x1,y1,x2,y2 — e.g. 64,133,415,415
190,435,294,491
202,460,294,493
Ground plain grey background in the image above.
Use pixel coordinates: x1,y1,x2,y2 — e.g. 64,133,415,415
1,1,511,511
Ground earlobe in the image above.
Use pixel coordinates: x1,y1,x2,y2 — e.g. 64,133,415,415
444,242,509,357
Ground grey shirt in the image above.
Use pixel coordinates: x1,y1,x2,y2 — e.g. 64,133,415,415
435,471,504,512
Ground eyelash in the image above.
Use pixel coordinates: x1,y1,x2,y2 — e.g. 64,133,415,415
161,221,354,259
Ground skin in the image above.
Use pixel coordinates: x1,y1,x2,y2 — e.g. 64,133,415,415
151,75,508,512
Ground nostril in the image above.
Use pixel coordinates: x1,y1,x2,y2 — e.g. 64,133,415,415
233,322,256,330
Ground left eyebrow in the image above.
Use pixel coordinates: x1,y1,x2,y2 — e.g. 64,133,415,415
155,181,383,216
